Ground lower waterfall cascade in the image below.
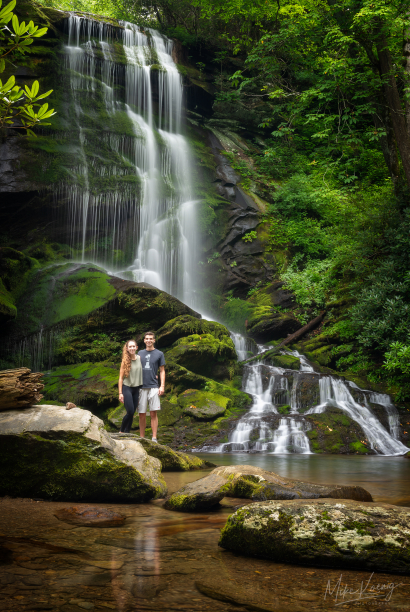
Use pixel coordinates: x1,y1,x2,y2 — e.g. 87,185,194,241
202,334,409,456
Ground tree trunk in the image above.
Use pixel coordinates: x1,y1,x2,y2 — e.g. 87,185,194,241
376,37,410,190
279,311,326,347
0,368,44,411
372,98,400,190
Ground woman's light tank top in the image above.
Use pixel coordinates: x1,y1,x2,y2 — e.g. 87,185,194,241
123,357,143,387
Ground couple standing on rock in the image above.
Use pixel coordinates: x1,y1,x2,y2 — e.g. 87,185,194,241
118,332,165,442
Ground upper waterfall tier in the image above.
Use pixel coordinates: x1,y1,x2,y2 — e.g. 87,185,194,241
61,15,199,308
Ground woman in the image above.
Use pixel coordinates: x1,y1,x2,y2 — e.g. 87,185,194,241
118,339,143,433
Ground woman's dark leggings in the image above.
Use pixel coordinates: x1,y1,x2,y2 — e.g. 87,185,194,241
121,384,140,433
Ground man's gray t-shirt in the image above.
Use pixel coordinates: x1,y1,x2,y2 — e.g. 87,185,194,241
138,348,165,388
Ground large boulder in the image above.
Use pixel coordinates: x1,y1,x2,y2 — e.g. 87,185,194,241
0,405,167,501
247,310,302,343
178,388,230,420
156,315,231,349
165,333,237,381
164,464,372,512
219,499,410,573
110,433,210,471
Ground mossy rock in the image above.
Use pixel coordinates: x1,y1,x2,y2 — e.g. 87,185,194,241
165,333,237,381
178,388,230,420
305,407,372,454
247,309,301,343
0,405,166,501
165,465,372,512
43,362,118,409
277,405,291,415
156,315,231,349
0,247,36,326
219,499,410,573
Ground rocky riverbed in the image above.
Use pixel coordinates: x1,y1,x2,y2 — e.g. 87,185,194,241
1,495,410,612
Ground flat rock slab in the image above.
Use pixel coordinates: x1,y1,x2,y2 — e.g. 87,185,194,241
110,433,212,471
164,464,372,512
219,498,410,574
0,405,167,502
54,506,126,527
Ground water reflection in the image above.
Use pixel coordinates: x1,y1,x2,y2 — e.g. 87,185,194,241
1,495,410,611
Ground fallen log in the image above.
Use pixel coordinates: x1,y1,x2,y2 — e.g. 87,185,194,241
279,311,326,347
0,368,44,411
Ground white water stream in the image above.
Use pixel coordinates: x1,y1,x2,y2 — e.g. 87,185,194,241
63,16,199,307
202,335,408,456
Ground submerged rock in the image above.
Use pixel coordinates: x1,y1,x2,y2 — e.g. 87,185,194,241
54,506,126,527
0,405,167,501
164,464,372,512
110,433,211,471
219,499,410,573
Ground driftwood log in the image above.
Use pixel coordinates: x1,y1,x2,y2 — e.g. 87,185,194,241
279,311,326,347
0,368,44,411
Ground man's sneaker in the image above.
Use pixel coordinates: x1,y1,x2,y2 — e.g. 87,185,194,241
152,438,158,443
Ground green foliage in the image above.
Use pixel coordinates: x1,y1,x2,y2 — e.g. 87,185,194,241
0,0,55,134
282,259,333,310
242,231,257,243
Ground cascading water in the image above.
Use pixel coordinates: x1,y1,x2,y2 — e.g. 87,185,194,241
62,16,199,307
306,378,408,455
203,333,407,456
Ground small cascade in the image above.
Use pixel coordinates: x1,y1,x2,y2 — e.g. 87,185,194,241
369,392,401,440
271,418,312,454
202,333,407,456
61,15,199,308
307,377,408,455
230,333,258,361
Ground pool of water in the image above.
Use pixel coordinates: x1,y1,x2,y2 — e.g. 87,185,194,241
1,455,410,612
166,453,410,506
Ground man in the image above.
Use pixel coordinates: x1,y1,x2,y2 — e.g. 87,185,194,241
138,331,165,442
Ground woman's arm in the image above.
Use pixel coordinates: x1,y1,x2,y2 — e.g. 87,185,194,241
119,366,124,404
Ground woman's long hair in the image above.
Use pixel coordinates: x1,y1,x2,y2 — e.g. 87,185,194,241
121,339,137,378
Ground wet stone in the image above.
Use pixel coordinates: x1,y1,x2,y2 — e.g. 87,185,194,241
54,506,126,528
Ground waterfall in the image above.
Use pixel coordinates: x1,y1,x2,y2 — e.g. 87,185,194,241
202,333,407,456
203,359,312,454
306,377,408,455
61,16,199,307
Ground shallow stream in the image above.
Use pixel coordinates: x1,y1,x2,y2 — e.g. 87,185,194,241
1,457,410,612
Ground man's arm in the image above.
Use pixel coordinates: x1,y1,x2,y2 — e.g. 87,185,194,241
158,365,165,396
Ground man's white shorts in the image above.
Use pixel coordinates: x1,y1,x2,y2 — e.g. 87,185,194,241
138,388,161,413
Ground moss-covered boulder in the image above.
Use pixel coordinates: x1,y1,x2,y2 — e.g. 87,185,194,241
247,309,302,344
0,405,167,501
219,499,410,573
9,263,200,342
178,388,230,420
156,315,231,349
305,407,372,454
110,433,211,471
43,362,119,409
164,464,372,512
165,333,237,381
